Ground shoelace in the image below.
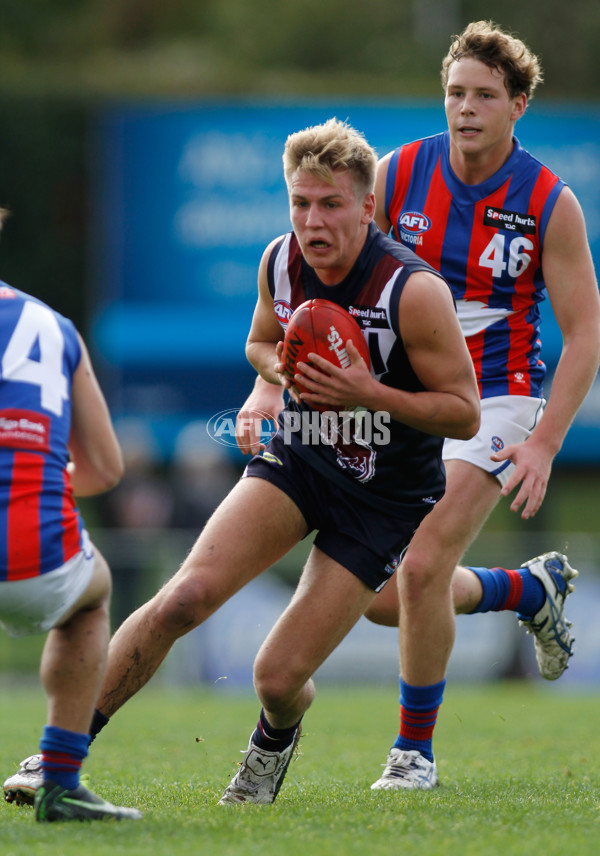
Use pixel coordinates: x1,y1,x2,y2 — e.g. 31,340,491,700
385,753,421,775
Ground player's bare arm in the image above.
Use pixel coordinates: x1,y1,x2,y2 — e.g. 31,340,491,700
67,334,124,496
491,186,600,518
245,240,286,384
235,375,285,456
374,152,393,234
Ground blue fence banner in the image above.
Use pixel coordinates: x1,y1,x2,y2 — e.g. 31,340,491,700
92,100,600,461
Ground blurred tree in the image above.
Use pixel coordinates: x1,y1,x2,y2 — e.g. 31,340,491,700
0,98,86,327
0,0,598,325
461,0,600,97
0,0,598,98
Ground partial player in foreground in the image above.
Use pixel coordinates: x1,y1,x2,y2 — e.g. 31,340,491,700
0,209,142,822
5,119,480,806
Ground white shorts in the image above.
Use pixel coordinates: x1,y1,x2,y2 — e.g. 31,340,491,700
0,530,95,638
443,395,545,488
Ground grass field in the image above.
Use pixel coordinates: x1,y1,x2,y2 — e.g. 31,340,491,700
1,681,599,856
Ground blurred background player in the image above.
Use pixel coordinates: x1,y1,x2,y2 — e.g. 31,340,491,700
0,208,142,822
366,20,600,789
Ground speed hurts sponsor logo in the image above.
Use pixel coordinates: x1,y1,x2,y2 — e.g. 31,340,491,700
347,305,388,329
484,207,537,234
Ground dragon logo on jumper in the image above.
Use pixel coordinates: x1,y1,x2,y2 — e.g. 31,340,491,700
399,211,431,235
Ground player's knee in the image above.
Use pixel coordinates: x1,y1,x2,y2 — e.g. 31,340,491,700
151,575,222,637
398,552,443,606
253,675,287,711
253,657,304,710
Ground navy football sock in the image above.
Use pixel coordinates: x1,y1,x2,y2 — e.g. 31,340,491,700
251,708,301,752
89,709,110,743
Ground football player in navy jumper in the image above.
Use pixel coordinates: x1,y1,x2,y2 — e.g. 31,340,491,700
4,118,480,806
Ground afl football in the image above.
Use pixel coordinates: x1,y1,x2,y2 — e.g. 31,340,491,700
281,298,370,411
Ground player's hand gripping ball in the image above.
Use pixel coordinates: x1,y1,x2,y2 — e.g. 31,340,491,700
281,298,371,412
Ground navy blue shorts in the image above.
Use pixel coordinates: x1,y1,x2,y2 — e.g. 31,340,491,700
243,433,430,591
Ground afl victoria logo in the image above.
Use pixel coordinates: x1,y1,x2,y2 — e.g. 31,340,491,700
399,211,431,235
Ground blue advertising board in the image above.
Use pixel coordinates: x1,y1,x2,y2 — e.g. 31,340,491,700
91,100,600,461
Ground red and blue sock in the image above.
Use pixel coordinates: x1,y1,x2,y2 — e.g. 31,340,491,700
40,725,90,791
393,678,446,762
467,565,545,618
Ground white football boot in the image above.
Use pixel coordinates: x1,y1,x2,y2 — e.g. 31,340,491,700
218,729,300,805
517,551,578,680
371,748,439,791
4,754,43,806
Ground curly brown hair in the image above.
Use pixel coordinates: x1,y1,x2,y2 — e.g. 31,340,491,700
441,20,543,100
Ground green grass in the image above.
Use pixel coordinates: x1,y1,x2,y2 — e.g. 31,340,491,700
1,682,599,855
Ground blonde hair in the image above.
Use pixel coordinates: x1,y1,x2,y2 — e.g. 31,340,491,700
283,118,377,197
441,20,543,100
